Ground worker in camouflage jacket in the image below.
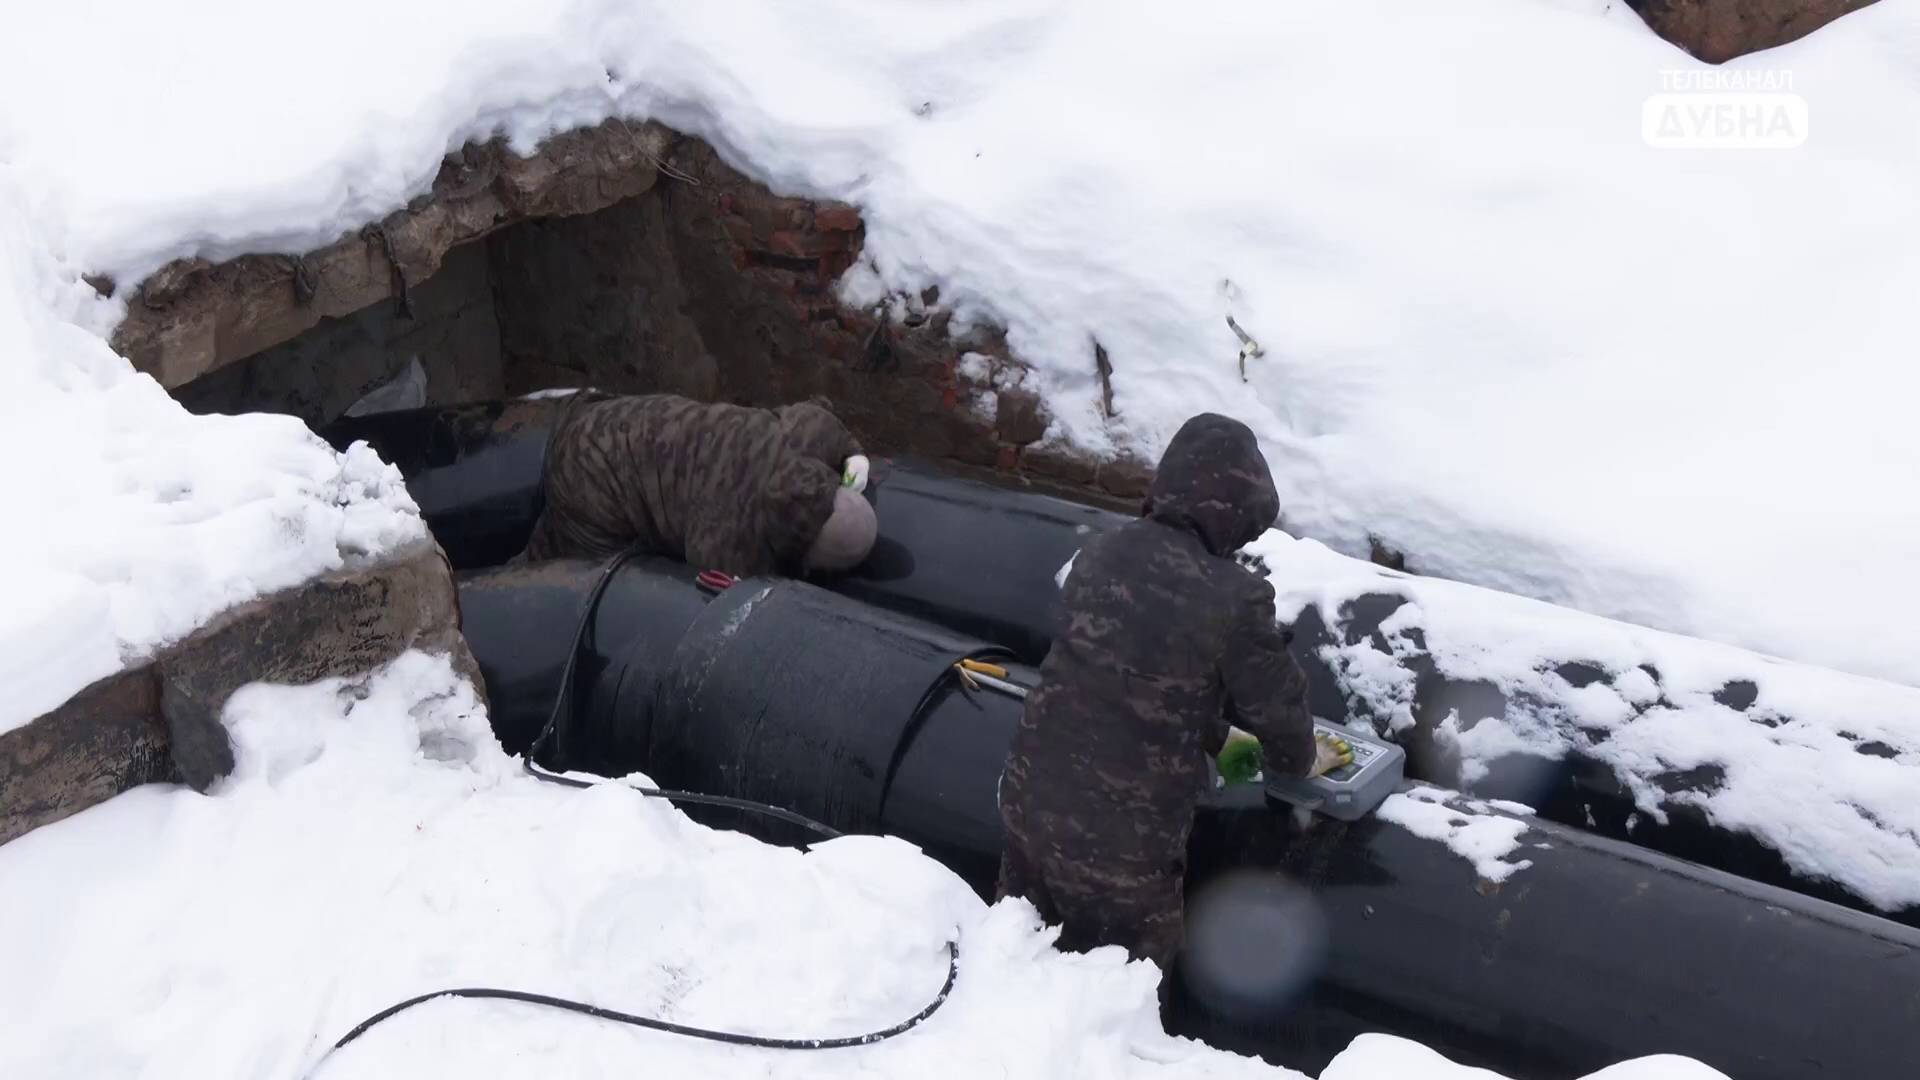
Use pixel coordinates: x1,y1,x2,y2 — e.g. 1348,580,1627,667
997,412,1350,974
521,391,876,577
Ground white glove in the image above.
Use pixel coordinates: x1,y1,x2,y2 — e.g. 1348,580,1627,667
842,454,870,493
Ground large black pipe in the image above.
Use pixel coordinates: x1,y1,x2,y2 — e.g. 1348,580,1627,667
334,401,1911,923
1183,791,1920,1079
457,560,1920,1080
456,559,1020,881
837,463,1120,664
325,399,553,569
321,399,1122,664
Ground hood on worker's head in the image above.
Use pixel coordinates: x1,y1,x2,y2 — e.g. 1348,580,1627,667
1144,413,1279,557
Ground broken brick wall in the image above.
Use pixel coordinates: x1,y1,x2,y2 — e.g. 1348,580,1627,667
486,136,1154,502
176,241,504,425
134,121,1150,502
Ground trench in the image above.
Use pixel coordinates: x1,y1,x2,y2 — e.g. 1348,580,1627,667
162,133,1140,509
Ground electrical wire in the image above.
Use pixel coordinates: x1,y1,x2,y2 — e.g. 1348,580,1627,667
310,549,960,1072
327,940,958,1055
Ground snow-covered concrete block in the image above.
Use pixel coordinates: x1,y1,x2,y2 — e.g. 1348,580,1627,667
0,537,478,844
110,118,674,390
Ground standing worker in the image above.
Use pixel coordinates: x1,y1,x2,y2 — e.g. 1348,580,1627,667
521,391,876,578
997,412,1351,978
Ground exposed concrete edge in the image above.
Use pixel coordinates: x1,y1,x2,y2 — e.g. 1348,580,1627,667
108,118,676,389
0,536,477,846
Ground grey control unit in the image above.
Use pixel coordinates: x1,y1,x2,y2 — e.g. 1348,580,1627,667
1265,723,1406,821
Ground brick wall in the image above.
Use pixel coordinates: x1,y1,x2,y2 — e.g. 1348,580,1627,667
486,136,1154,502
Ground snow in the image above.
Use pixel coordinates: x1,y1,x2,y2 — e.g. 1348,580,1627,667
0,0,1903,1065
1324,1036,1728,1080
0,0,1889,1074
1375,787,1536,884
4,0,1918,689
1247,529,1920,913
0,171,425,735
0,651,1722,1080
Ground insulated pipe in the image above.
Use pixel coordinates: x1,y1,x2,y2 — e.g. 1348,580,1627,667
357,402,1902,921
647,577,1011,839
456,559,1920,1080
456,559,1016,848
456,556,713,774
324,399,553,569
1181,791,1920,1080
319,400,1125,661
838,462,1122,663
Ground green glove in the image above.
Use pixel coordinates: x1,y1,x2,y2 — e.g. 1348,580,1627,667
1217,728,1265,785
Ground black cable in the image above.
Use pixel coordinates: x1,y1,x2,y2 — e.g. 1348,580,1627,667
313,549,958,1071
325,940,958,1057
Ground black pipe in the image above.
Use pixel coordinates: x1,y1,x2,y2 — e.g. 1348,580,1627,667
456,556,712,772
345,401,1910,923
456,558,1020,854
319,400,1125,662
456,560,1920,1080
1285,598,1920,929
1184,790,1920,1080
840,462,1123,664
322,399,554,569
648,576,1009,839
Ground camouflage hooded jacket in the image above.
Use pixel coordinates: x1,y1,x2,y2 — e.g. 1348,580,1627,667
1000,413,1316,860
522,392,861,577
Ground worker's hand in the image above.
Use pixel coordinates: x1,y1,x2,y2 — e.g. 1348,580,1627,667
843,454,870,493
1308,732,1355,778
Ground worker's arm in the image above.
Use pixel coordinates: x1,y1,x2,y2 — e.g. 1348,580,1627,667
1220,578,1317,779
779,399,870,493
780,399,863,461
755,457,844,576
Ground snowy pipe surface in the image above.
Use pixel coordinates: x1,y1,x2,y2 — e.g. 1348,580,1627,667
1247,530,1920,913
4,0,1919,694
0,651,1724,1080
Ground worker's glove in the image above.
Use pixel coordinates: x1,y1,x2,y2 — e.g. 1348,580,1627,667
1216,727,1264,785
843,454,870,493
1308,732,1355,779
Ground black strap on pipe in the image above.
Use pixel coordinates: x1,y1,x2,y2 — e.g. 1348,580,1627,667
309,548,961,1072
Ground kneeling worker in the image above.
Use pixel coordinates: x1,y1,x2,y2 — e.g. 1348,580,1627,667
997,412,1352,975
522,392,877,577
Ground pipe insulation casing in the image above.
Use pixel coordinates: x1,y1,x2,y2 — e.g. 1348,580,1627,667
457,559,1019,859
455,560,1920,1080
360,402,1914,921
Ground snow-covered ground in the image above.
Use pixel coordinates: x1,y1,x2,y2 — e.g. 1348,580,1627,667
0,651,1724,1080
0,1,1908,1075
4,0,1919,692
0,181,423,735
